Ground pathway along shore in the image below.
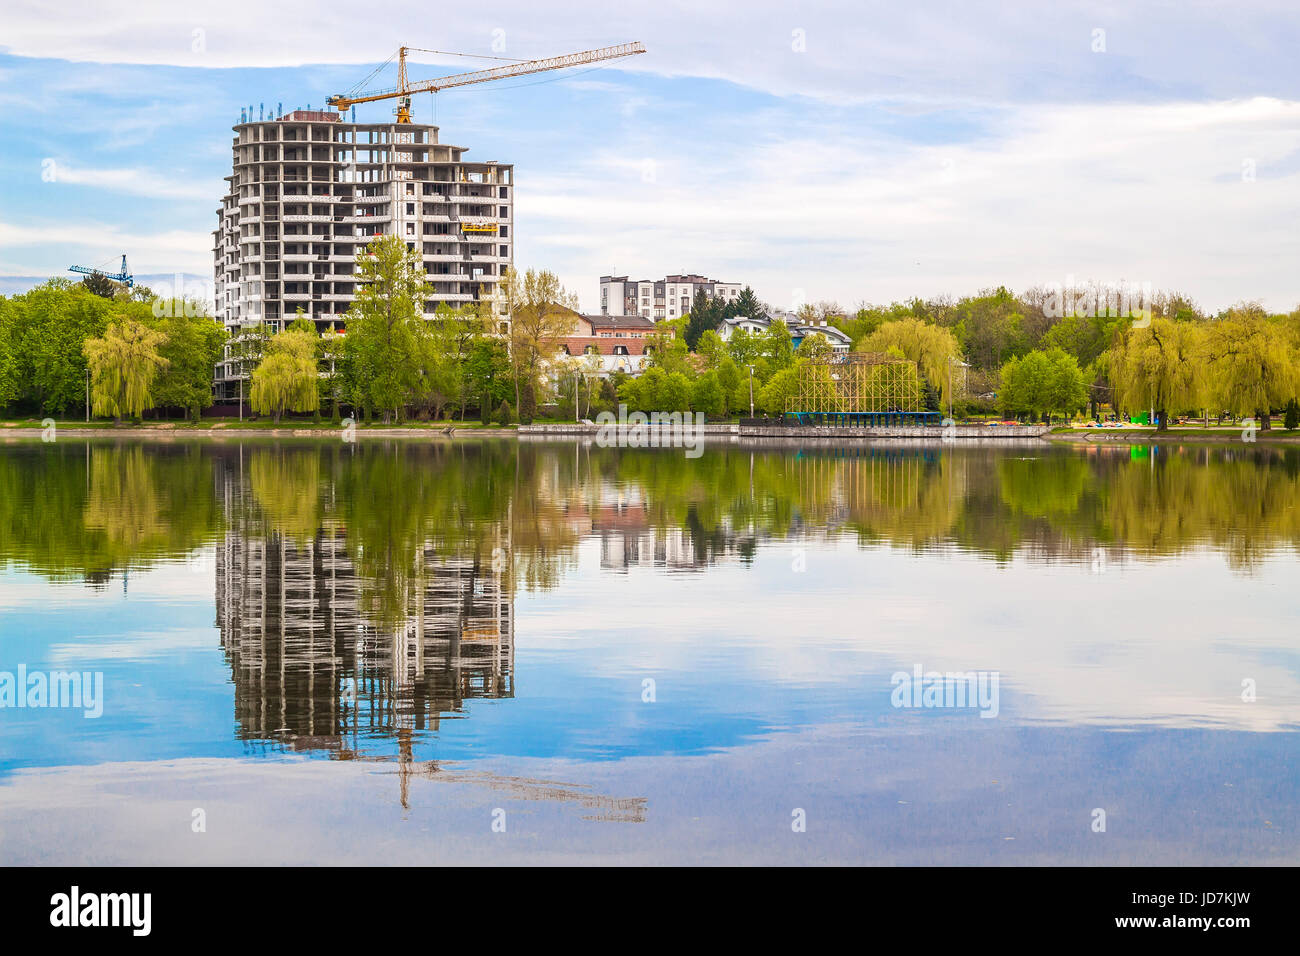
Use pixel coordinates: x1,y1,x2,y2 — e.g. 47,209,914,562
2,422,1297,443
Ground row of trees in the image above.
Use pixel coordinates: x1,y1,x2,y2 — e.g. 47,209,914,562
802,287,1300,427
0,279,226,421
6,247,1299,429
244,238,570,424
1107,314,1300,430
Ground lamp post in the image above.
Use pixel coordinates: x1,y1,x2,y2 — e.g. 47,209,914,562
84,366,90,423
948,358,953,421
947,356,968,423
746,364,755,418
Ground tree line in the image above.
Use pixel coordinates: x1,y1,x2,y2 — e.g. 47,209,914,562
818,286,1300,428
0,278,225,421
4,246,1298,428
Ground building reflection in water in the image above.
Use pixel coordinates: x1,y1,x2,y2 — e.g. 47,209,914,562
216,527,514,754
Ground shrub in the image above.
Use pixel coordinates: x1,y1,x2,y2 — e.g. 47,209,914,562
493,401,512,426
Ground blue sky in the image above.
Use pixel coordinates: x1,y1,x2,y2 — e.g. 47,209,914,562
1,1,1298,312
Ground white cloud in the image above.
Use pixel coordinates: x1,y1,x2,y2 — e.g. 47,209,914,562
0,1,1296,105
41,161,218,201
519,97,1300,312
2,2,1296,310
0,220,213,276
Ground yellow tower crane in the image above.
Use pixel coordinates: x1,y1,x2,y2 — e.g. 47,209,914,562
327,42,646,123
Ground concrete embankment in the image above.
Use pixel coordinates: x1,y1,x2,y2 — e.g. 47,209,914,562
2,422,1055,443
520,423,1050,440
0,425,514,441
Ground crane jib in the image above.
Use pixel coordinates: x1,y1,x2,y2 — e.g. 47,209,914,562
327,42,645,113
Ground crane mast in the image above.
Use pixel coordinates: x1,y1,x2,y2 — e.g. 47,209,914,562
327,42,645,123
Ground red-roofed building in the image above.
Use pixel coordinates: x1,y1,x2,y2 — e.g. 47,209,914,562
555,313,665,376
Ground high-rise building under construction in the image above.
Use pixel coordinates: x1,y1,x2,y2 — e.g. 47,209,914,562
212,109,513,400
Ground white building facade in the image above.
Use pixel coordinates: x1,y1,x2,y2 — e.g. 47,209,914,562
599,273,742,321
717,311,852,352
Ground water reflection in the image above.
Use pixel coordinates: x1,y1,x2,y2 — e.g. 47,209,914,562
1,438,1299,861
3,439,1300,741
5,439,1300,584
0,442,222,583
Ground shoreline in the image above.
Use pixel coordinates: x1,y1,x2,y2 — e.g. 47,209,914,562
1045,429,1300,445
2,422,1297,444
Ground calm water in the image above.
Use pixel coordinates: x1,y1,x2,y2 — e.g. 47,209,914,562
0,437,1296,865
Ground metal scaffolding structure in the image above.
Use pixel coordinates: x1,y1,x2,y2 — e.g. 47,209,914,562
791,352,935,425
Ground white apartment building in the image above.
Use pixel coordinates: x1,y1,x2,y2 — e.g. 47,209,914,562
599,273,742,321
213,110,513,399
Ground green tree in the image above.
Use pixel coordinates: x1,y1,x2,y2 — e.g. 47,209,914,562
0,280,112,415
645,324,693,376
696,329,727,367
661,371,693,412
1201,308,1299,430
860,317,964,410
691,370,725,416
795,332,833,360
944,287,1026,371
343,235,432,422
727,327,765,366
756,364,800,415
999,348,1087,422
765,319,795,369
80,272,118,299
464,335,513,420
1108,317,1204,430
83,316,169,422
716,357,744,415
733,286,765,320
1284,399,1300,430
250,327,320,423
684,290,725,349
154,313,227,420
501,266,578,424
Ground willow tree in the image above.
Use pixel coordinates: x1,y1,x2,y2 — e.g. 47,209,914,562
250,327,320,423
83,317,168,423
858,317,964,410
1107,317,1203,430
1201,308,1299,430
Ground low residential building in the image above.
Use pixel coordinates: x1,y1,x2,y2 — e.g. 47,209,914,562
717,311,852,352
599,273,742,320
556,312,662,376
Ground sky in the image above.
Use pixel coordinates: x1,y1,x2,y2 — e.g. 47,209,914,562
0,0,1298,313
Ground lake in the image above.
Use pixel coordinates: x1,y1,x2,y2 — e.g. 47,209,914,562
0,437,1296,864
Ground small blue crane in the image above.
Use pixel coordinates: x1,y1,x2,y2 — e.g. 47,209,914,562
68,254,133,288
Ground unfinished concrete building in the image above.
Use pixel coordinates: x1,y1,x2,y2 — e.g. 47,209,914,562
212,109,513,400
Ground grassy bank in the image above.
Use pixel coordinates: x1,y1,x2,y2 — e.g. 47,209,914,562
1048,425,1300,443
0,418,522,439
